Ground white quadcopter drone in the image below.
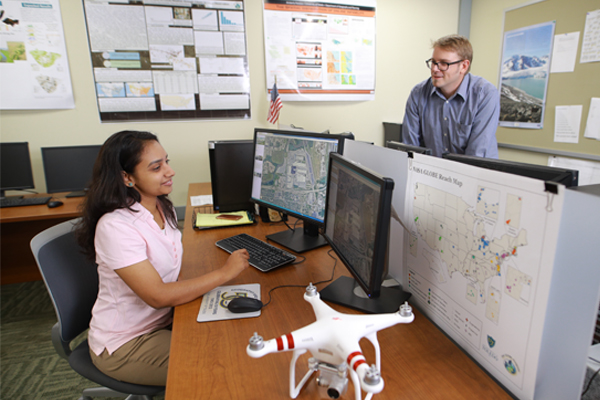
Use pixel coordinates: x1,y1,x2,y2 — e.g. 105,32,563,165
246,283,414,400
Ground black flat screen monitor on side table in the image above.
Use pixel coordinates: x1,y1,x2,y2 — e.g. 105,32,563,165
0,142,35,199
41,145,102,197
250,128,350,253
442,153,579,187
320,153,411,314
208,140,254,213
386,140,432,155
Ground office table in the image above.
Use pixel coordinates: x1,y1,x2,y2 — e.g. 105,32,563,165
0,194,83,284
166,183,512,399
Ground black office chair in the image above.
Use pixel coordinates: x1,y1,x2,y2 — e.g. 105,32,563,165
30,218,165,400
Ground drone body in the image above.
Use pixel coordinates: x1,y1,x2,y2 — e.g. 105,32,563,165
247,283,414,400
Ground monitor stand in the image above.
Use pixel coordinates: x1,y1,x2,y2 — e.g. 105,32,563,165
320,276,411,314
266,222,327,253
0,191,23,200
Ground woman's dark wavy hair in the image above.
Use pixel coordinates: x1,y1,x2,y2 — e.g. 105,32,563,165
76,130,178,260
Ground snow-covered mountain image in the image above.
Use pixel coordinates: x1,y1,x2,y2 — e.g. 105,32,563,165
502,54,549,80
499,54,548,123
499,84,542,123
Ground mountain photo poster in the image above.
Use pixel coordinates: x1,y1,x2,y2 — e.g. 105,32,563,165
499,21,555,129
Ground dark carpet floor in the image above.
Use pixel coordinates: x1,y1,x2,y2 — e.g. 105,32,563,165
1,280,164,400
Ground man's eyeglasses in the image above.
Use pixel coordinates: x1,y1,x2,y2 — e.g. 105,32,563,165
425,59,464,71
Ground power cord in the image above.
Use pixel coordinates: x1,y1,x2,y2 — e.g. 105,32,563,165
261,249,338,308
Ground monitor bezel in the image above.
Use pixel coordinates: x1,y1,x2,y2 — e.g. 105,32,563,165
250,128,349,226
41,145,102,194
0,142,35,195
442,153,579,187
322,152,395,298
386,140,432,155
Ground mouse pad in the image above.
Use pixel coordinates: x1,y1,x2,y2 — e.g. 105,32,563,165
197,283,261,322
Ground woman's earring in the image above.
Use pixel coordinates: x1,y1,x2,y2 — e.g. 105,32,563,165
128,182,133,187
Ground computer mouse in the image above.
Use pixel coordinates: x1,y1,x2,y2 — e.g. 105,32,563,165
227,297,263,313
47,200,64,208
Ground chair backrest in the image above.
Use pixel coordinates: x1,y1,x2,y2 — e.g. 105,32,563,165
31,218,99,344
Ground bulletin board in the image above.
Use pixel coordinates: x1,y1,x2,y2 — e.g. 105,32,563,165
497,0,600,159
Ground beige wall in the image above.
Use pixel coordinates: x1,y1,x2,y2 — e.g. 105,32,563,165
0,0,460,206
3,0,589,206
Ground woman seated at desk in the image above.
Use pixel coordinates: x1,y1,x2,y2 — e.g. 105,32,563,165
76,130,250,386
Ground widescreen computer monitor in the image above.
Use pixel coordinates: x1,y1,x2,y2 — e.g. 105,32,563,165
443,153,579,187
320,153,411,313
41,145,102,197
386,140,432,155
250,128,350,253
0,142,35,198
208,140,254,213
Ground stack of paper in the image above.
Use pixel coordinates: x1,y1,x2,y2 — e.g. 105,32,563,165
194,211,254,230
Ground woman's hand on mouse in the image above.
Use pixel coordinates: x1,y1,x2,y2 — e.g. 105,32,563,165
223,249,250,279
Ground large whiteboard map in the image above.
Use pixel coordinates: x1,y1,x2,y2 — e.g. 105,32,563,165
403,155,563,399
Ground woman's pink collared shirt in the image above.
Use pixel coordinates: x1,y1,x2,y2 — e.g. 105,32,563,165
88,202,183,356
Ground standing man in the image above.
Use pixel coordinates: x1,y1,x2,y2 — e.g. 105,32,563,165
402,35,500,158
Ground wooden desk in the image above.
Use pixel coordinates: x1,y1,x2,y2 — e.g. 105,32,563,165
166,183,511,399
0,194,83,284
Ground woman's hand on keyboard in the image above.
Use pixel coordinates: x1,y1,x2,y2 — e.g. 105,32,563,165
222,249,250,280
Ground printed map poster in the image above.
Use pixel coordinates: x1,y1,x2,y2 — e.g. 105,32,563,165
0,0,74,110
402,154,564,400
499,21,555,129
82,0,250,122
263,0,376,101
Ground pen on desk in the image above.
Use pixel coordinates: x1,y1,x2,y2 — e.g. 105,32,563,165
216,214,244,221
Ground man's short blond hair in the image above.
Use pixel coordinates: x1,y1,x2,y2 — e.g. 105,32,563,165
433,35,473,72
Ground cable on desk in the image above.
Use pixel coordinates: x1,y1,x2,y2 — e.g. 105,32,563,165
277,211,302,231
582,365,600,397
261,249,338,309
291,254,306,265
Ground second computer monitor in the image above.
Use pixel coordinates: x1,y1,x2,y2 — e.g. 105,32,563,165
443,153,579,187
320,153,410,313
250,128,348,253
41,145,102,197
0,142,35,198
208,140,254,213
386,140,432,155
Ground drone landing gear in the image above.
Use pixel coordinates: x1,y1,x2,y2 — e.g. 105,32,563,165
289,349,314,399
289,350,380,400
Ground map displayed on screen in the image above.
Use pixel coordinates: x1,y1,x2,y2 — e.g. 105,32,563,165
259,134,337,221
330,165,380,284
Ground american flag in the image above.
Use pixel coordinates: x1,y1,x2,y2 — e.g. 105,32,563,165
267,82,283,124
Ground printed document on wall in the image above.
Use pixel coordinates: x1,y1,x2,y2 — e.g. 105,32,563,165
0,0,74,110
580,9,600,63
82,0,251,122
402,154,564,400
263,0,376,101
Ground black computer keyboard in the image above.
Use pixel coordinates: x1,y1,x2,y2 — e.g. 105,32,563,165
0,196,51,208
216,233,296,272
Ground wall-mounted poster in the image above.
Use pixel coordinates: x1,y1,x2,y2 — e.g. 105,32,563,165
0,0,74,110
499,21,555,129
82,0,250,122
263,0,376,102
